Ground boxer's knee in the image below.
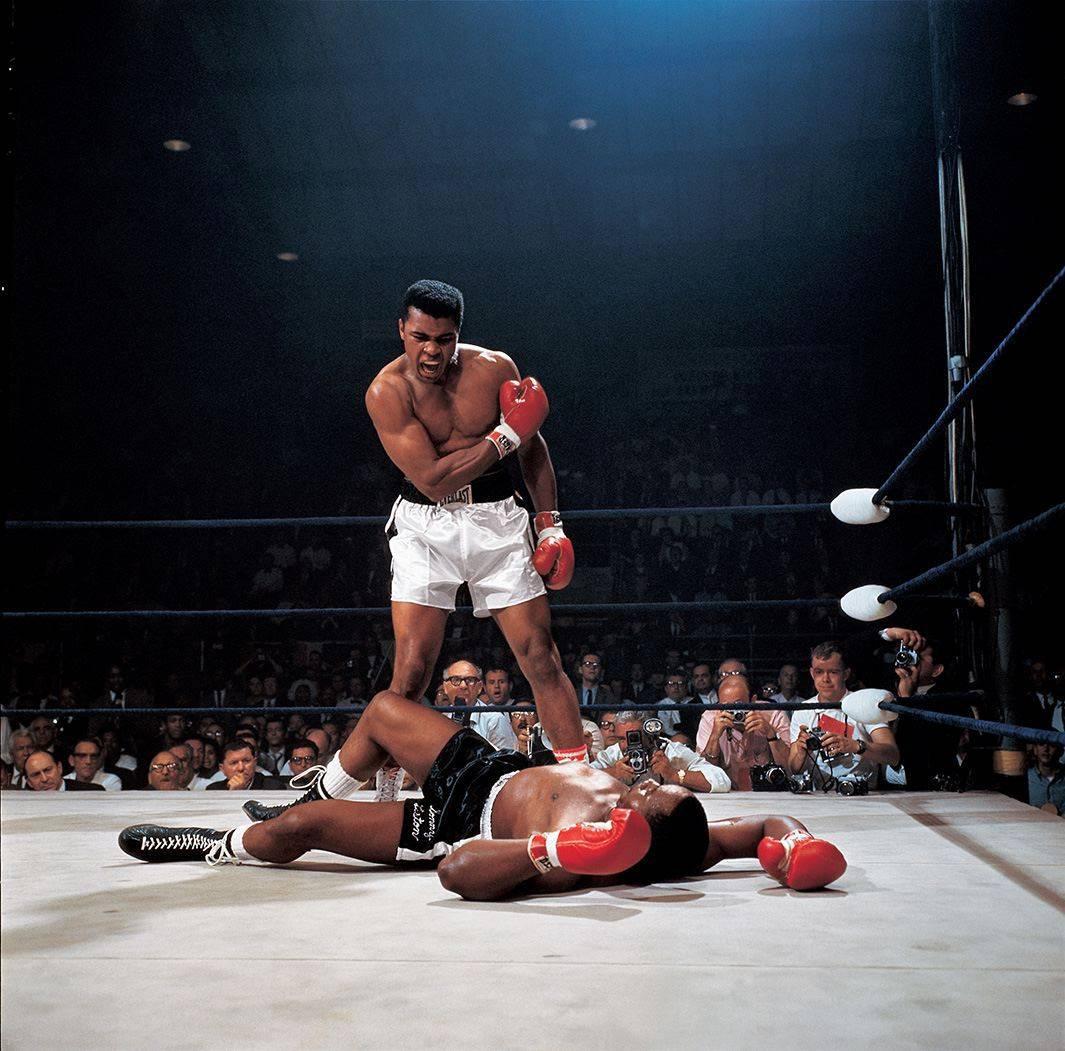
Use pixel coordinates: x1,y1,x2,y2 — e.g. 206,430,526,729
390,650,432,699
255,805,320,861
514,631,562,687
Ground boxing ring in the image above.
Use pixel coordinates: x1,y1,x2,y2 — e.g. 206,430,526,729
4,263,1064,1049
3,788,1063,1050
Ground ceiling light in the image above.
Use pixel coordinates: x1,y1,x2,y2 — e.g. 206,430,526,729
163,139,191,152
568,118,596,131
276,252,299,262
1006,92,1037,107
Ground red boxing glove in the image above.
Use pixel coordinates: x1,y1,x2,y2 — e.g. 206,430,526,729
757,829,847,891
532,511,575,589
485,377,550,458
527,808,651,876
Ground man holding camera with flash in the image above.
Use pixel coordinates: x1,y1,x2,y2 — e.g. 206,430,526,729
787,640,900,791
591,711,731,793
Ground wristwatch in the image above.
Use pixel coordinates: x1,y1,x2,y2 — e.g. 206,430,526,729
855,739,868,755
677,768,687,785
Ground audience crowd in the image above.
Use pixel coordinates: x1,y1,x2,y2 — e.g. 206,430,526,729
3,627,1061,816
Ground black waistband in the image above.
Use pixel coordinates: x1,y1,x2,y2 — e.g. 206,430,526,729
400,467,515,506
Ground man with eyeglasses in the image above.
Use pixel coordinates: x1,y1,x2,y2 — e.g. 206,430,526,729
64,738,122,791
279,739,320,779
576,654,613,712
656,674,695,739
147,751,185,791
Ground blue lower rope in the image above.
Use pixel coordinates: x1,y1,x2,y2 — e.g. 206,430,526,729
4,596,977,621
1,696,989,719
873,263,1065,505
880,501,1065,603
880,700,1065,747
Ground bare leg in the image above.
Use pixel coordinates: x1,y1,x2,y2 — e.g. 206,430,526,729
492,595,584,750
333,603,449,781
335,690,463,786
387,601,450,700
243,799,406,864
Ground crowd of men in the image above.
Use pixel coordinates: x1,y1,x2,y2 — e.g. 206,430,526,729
3,631,1061,815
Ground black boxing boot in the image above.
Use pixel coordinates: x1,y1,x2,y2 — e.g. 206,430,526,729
243,764,332,822
118,825,240,865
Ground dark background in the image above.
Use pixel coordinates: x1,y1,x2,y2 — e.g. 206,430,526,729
6,1,1063,661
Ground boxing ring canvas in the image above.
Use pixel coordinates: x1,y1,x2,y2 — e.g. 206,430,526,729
2,790,1062,1051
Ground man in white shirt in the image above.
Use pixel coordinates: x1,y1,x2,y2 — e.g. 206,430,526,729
787,641,899,787
593,711,730,793
64,737,123,791
470,666,519,750
770,663,802,706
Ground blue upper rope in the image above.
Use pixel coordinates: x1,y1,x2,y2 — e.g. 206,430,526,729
873,264,1064,505
3,501,977,530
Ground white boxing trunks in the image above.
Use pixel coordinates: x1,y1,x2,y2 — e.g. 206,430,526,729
387,495,546,617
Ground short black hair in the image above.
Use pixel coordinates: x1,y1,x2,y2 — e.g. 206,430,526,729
627,793,709,882
401,280,464,329
289,737,320,758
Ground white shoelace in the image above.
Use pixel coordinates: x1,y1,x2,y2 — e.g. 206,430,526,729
140,830,233,865
288,764,326,790
374,766,404,803
205,835,240,867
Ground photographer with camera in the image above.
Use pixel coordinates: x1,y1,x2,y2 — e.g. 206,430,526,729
787,641,899,791
696,675,792,791
873,626,976,791
591,711,730,793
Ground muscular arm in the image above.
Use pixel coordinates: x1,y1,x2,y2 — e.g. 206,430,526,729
702,814,807,870
366,381,498,502
517,432,559,513
437,838,580,901
864,726,901,766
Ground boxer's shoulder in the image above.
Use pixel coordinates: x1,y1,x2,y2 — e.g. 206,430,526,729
457,344,518,378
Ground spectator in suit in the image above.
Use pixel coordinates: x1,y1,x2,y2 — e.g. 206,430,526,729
206,741,281,791
26,750,103,791
576,653,613,712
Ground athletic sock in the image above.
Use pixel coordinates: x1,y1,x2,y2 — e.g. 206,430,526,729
321,753,362,799
228,824,257,862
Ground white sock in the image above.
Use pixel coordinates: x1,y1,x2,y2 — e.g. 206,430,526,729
322,753,362,799
229,824,257,862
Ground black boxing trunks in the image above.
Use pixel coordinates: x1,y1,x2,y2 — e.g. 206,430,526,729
398,459,515,506
395,728,531,863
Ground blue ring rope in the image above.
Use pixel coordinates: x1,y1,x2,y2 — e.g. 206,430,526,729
3,596,978,621
880,700,1065,747
878,502,1065,603
2,500,978,531
873,264,1064,505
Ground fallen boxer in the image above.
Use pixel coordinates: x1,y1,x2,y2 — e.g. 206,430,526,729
119,690,846,899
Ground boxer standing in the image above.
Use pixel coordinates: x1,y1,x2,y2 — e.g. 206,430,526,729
245,280,585,821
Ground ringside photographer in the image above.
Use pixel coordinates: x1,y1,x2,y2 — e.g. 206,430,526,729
695,675,792,791
591,711,730,792
787,641,899,793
